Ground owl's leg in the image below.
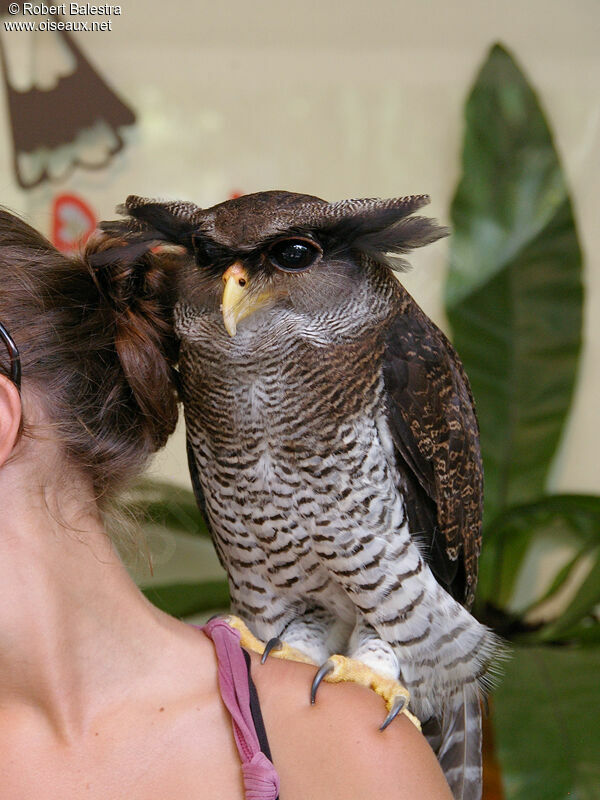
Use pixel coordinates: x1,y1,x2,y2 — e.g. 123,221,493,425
224,592,344,665
223,592,311,662
347,618,400,680
223,614,317,665
227,606,350,665
311,618,420,730
264,607,352,664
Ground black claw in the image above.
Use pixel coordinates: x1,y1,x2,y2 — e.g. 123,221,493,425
311,660,335,705
261,637,283,664
379,696,407,732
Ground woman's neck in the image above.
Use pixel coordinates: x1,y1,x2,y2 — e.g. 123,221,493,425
0,463,184,741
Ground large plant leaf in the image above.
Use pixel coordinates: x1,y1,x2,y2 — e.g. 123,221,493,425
492,645,600,799
142,580,230,617
477,495,600,638
127,479,211,538
445,43,583,524
534,552,600,643
554,622,600,645
127,481,229,618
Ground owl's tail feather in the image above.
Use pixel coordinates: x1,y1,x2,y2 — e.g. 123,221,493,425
423,690,483,800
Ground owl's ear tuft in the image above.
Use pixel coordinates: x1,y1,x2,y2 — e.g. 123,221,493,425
317,196,449,272
92,196,207,274
355,214,449,271
113,195,204,248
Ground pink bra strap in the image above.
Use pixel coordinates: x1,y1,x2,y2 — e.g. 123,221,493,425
202,618,280,800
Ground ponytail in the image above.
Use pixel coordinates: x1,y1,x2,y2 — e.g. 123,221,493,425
0,208,185,502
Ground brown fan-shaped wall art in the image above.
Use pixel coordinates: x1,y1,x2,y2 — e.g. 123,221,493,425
0,3,136,189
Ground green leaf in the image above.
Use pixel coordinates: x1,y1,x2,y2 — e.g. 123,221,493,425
477,495,600,620
475,496,600,638
492,645,600,799
142,580,230,617
523,551,583,614
127,479,210,537
536,551,600,643
552,621,600,645
477,516,533,609
140,499,210,536
486,494,600,543
445,43,583,523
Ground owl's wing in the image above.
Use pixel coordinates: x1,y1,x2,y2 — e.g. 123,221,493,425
382,288,483,608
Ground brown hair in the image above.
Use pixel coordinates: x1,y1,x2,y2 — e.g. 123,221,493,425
0,207,180,503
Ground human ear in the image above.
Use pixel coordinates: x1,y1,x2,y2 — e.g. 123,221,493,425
0,375,22,467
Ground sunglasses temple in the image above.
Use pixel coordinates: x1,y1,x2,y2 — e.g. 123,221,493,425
0,321,21,392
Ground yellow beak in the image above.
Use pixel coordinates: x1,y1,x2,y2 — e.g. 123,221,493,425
221,261,273,337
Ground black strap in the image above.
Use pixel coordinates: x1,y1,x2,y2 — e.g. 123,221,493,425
242,649,275,762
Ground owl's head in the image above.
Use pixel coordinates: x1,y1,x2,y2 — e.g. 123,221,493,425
100,190,447,337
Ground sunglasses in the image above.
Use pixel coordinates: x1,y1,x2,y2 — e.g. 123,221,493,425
0,321,21,392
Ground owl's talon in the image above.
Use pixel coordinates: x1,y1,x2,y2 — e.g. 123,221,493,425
310,659,335,705
379,695,407,732
223,615,316,665
308,653,420,730
261,637,283,664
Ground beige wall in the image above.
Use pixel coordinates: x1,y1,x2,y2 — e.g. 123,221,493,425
1,1,599,590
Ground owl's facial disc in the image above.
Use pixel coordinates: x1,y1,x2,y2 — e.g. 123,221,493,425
220,238,322,336
221,261,274,337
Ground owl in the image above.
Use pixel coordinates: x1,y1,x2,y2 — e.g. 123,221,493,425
99,191,498,800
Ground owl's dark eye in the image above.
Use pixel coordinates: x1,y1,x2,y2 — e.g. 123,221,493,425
267,238,322,272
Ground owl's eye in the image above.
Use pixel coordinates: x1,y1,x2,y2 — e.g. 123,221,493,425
267,238,322,272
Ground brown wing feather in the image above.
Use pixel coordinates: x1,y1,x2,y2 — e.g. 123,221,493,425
383,285,483,608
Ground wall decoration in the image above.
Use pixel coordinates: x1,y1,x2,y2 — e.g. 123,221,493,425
51,192,96,253
0,1,136,189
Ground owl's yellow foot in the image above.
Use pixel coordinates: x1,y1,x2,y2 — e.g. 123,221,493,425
224,615,420,731
224,614,316,665
311,654,421,731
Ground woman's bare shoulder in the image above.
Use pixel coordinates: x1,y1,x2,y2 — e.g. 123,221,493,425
250,653,453,800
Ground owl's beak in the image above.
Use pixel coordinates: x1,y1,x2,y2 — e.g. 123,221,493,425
221,261,272,337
